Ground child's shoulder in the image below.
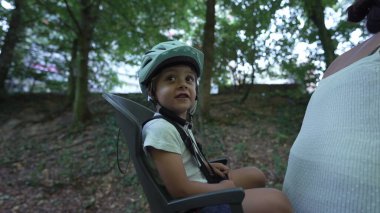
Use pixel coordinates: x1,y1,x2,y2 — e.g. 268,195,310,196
143,116,184,143
143,116,176,132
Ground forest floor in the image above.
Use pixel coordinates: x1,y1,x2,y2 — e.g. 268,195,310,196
0,90,309,213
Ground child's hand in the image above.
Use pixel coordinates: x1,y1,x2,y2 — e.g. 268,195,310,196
210,163,230,178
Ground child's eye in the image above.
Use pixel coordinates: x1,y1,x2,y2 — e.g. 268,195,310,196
166,75,176,81
186,75,195,82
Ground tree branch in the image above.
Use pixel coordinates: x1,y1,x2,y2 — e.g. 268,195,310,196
63,0,82,35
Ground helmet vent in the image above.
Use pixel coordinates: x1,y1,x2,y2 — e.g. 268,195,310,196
156,45,166,50
142,58,152,68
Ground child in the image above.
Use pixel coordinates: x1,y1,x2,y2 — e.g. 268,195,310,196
138,41,292,212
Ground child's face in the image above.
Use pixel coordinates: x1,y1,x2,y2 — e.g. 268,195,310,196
154,65,197,119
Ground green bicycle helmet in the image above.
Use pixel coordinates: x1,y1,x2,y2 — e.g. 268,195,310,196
138,40,204,98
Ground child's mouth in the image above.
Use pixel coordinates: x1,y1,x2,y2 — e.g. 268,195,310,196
175,94,189,98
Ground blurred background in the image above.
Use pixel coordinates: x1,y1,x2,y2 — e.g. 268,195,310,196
0,0,367,212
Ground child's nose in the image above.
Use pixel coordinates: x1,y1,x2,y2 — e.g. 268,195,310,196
178,78,188,88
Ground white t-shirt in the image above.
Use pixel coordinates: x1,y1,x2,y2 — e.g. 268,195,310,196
142,114,207,184
283,47,380,212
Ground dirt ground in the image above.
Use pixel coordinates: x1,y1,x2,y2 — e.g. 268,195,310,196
0,91,308,212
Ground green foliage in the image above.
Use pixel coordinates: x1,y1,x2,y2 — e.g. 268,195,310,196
281,57,318,88
0,4,11,41
1,0,369,97
213,0,283,87
3,0,204,95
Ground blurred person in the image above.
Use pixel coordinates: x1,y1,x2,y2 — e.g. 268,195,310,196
283,0,380,212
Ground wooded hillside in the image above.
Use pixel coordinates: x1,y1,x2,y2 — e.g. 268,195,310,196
0,88,308,212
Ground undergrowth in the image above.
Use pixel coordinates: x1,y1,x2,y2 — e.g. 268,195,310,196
0,92,308,212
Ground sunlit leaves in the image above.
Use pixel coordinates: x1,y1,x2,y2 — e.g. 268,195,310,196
213,0,283,86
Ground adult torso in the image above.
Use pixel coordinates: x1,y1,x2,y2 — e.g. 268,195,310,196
283,46,380,212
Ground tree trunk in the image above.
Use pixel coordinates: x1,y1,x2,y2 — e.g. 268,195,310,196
73,0,99,123
305,0,337,67
199,0,216,119
67,38,78,107
0,0,24,99
240,64,256,104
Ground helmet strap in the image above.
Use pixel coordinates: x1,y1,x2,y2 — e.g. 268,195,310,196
188,100,197,116
158,105,193,128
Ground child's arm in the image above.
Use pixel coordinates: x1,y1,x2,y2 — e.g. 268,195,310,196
148,148,236,198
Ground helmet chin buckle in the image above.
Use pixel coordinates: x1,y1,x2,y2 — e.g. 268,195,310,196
189,100,197,115
148,96,159,107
